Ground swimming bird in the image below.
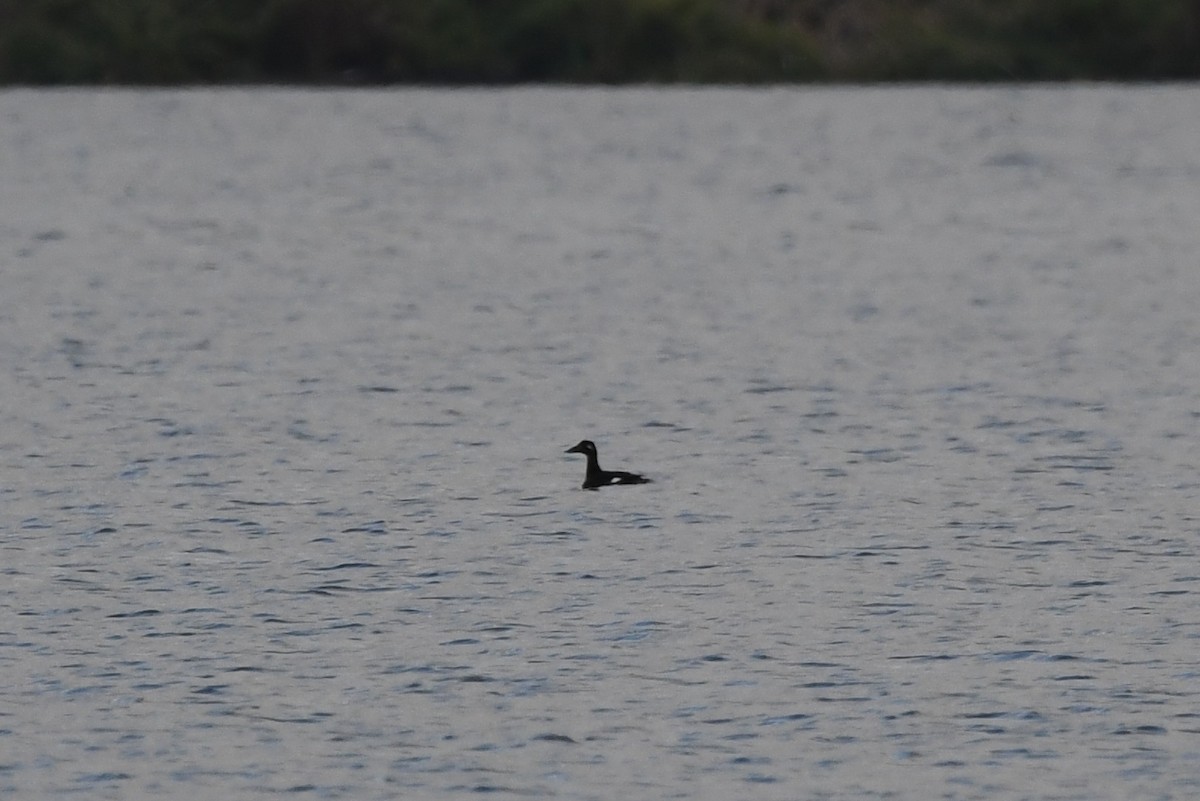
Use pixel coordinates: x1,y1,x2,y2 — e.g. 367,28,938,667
565,440,652,490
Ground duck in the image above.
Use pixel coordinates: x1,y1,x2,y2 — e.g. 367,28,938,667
565,440,652,490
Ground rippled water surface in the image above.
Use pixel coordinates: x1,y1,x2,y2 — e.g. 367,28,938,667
2,86,1200,800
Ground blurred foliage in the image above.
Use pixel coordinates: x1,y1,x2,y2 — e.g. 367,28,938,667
813,0,1200,80
0,0,1196,83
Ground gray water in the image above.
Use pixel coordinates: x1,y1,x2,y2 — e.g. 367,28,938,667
2,86,1199,800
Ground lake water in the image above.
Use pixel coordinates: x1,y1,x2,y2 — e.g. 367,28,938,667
2,86,1199,800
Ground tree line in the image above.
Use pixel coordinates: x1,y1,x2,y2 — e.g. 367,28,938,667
1,0,1196,84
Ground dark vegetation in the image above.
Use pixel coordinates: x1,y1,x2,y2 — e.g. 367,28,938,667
0,0,1197,84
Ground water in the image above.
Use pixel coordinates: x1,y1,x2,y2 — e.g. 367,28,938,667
2,86,1199,800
